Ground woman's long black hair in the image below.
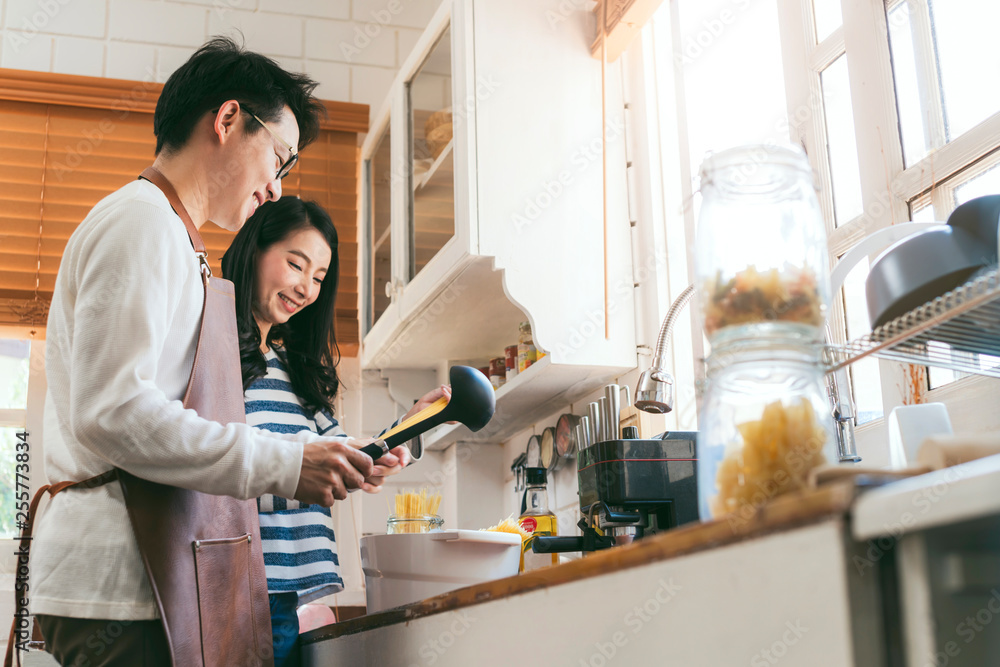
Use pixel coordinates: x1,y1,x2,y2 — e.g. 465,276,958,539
222,197,341,415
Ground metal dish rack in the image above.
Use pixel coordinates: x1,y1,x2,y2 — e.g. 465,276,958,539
823,267,1000,378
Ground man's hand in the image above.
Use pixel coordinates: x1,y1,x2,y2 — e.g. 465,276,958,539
294,439,375,506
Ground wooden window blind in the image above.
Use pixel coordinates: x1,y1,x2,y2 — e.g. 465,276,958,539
0,69,367,355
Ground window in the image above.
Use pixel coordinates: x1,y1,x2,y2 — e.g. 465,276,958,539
639,0,1000,453
0,338,31,538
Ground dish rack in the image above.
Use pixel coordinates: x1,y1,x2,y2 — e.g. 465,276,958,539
823,267,1000,378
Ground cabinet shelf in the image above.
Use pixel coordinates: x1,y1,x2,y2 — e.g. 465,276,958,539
422,354,630,450
413,139,454,192
824,267,1000,378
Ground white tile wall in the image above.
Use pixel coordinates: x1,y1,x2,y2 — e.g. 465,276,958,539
0,0,441,120
108,0,206,48
52,36,104,77
349,63,396,113
105,40,156,81
208,7,306,58
5,0,107,39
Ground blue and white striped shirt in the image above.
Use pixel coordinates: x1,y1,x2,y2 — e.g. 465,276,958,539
246,348,344,603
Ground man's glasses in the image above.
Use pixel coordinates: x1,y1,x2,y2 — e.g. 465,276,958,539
247,110,298,180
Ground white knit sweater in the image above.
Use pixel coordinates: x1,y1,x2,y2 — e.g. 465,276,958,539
31,179,314,620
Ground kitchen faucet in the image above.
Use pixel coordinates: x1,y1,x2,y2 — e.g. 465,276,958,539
825,324,862,463
635,284,695,413
635,284,863,463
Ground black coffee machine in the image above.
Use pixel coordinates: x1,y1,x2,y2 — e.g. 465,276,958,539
531,431,699,555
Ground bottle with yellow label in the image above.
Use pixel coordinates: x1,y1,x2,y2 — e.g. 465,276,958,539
518,467,558,571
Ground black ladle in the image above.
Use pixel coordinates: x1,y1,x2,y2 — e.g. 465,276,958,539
359,365,496,461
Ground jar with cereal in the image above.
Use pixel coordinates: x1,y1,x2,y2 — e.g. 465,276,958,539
697,344,836,521
694,144,831,348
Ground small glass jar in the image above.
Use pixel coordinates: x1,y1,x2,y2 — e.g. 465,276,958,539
697,345,836,522
694,144,831,348
386,513,444,534
517,321,537,373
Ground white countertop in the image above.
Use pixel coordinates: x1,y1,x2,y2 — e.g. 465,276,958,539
852,453,1000,540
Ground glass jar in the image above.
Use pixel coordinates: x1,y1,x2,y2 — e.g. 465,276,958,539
517,321,537,373
386,513,444,534
697,345,836,522
694,144,831,348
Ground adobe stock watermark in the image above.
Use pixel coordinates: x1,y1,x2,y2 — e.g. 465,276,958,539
544,0,590,30
406,610,477,666
750,620,809,666
375,74,501,191
340,0,406,62
511,114,626,234
6,0,73,54
51,66,160,180
675,0,752,66
852,464,970,576
578,578,682,666
371,280,470,368
551,250,669,360
918,587,1000,667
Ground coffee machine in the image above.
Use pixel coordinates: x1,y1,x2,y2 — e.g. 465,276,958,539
531,431,699,555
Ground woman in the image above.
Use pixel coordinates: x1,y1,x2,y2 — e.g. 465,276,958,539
222,197,448,665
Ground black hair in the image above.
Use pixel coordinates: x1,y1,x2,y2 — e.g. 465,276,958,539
221,198,341,415
153,35,326,156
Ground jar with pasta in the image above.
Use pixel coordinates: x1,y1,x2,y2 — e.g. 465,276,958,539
694,144,831,348
697,345,836,521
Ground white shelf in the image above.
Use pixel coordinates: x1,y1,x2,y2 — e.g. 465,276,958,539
413,139,454,192
422,354,631,450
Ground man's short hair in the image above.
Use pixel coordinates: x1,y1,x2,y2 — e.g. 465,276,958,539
153,35,325,155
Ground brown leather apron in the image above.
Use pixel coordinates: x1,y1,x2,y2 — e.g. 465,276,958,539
5,167,273,667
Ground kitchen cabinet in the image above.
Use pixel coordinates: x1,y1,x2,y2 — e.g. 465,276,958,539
359,0,636,446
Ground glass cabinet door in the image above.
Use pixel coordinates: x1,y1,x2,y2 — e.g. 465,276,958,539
366,125,392,331
407,27,454,280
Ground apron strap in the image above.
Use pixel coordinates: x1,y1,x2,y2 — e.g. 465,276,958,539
139,166,211,280
4,470,119,667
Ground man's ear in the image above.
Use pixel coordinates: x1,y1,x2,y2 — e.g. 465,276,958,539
213,100,242,145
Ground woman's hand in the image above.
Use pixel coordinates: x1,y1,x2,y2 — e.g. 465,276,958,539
360,444,412,493
402,385,453,422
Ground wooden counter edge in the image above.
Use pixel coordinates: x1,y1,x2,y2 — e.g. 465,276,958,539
301,481,858,645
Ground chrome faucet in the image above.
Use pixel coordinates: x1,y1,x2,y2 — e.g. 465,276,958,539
825,325,862,463
635,284,695,414
635,285,862,464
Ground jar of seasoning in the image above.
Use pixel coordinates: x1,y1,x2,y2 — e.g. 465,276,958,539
489,357,506,390
697,343,836,522
504,345,519,381
694,144,831,348
517,322,537,373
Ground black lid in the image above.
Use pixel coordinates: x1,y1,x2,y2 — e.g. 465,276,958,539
526,467,547,485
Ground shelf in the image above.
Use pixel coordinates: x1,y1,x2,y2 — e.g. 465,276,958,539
413,139,453,192
824,267,1000,378
422,354,631,450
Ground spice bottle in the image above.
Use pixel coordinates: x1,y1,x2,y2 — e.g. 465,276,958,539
489,356,506,390
518,467,558,571
517,321,537,373
504,345,519,382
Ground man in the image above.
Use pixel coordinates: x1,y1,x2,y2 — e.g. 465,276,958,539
30,37,408,664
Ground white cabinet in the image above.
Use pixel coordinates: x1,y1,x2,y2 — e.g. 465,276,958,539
359,0,637,445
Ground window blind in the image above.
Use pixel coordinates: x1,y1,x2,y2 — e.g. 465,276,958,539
0,69,367,354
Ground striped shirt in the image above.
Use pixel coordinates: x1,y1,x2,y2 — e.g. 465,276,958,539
246,348,345,603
